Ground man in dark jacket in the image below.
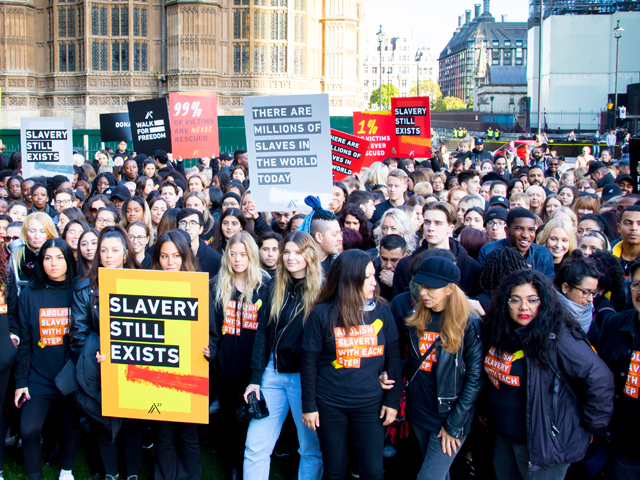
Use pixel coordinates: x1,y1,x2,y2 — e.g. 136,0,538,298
586,161,615,189
391,202,481,297
471,138,493,163
598,259,640,478
478,208,554,278
176,208,222,279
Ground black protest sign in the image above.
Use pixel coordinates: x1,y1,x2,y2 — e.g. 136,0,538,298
127,98,172,154
631,138,639,194
100,112,133,142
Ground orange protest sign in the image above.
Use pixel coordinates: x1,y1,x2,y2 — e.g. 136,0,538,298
169,91,219,159
99,268,210,423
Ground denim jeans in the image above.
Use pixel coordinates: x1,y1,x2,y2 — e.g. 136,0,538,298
493,434,569,480
413,424,465,480
244,358,323,480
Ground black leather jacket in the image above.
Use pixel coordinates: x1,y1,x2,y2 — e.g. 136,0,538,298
250,277,306,385
70,279,99,361
405,315,484,439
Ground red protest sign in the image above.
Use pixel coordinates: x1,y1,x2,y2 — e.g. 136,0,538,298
169,91,219,159
391,97,431,157
352,111,395,167
331,129,368,180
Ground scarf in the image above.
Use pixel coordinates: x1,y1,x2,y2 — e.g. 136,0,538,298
558,293,593,334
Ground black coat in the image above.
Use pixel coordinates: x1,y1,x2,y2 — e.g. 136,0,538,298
519,324,614,470
391,238,481,297
250,277,307,384
195,239,222,280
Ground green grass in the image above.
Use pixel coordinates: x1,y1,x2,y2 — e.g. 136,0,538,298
2,429,292,480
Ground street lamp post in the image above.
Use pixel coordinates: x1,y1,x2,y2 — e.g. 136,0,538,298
415,50,423,96
377,25,384,110
613,20,624,128
490,95,495,127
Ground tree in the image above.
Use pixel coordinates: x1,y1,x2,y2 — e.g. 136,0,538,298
369,84,400,110
433,96,468,112
408,79,442,109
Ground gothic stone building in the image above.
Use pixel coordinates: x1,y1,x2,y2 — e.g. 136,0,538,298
0,0,365,128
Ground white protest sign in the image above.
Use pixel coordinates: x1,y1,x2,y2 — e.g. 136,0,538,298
20,117,74,182
243,94,333,212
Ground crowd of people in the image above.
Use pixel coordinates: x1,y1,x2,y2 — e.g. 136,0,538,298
0,131,637,480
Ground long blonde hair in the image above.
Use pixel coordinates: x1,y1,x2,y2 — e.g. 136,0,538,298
269,231,323,325
15,212,59,268
362,162,389,187
406,283,472,354
214,231,265,309
536,218,577,255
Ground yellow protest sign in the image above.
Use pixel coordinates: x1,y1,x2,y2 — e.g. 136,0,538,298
98,268,210,423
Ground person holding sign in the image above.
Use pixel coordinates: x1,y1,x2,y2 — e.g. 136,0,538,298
15,239,80,480
150,230,217,480
70,226,143,480
243,231,324,480
210,231,270,480
390,257,483,479
300,250,401,480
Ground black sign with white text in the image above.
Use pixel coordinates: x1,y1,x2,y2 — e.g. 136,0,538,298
100,112,133,142
127,98,172,154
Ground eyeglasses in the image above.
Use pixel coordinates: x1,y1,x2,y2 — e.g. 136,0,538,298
128,234,148,243
548,163,559,167
95,218,115,226
487,220,506,228
90,207,100,215
507,297,541,309
1,235,19,243
570,284,600,299
178,220,201,229
55,199,73,206
630,282,640,292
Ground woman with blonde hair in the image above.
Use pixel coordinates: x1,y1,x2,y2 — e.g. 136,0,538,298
390,256,483,479
10,212,58,290
211,231,270,479
244,231,324,479
551,206,578,230
537,218,577,270
362,162,389,190
380,208,417,254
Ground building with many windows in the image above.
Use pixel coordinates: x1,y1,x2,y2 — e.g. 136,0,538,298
438,0,527,106
361,33,437,107
0,0,365,128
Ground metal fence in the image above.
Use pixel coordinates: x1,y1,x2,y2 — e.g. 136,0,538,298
529,111,602,131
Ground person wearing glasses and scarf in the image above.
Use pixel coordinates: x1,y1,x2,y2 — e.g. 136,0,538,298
483,269,613,480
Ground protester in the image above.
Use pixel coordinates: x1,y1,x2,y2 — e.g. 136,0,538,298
484,269,614,479
15,239,79,480
61,219,89,261
301,250,401,480
244,231,323,480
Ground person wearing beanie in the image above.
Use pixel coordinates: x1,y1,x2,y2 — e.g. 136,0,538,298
484,208,508,242
221,192,242,212
478,207,554,278
299,196,342,277
389,257,483,479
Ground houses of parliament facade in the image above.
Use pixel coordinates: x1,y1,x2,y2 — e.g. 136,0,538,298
0,0,365,128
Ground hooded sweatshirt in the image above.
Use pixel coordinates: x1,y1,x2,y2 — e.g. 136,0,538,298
15,278,77,397
210,273,270,381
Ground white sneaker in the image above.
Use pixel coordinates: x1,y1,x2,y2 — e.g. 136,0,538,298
59,470,75,480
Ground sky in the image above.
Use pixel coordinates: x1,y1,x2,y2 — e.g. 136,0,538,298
362,0,529,56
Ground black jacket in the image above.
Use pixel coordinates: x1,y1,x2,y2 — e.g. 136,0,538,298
250,277,306,385
195,239,222,279
70,279,100,361
0,275,19,372
391,238,481,297
405,315,484,439
596,172,615,189
597,309,640,452
517,324,614,471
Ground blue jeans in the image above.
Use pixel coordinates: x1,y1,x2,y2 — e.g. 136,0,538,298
413,424,464,480
244,358,323,480
493,434,569,480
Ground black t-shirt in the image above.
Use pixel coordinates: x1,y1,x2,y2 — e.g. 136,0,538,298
301,301,399,408
485,336,528,444
320,255,334,278
406,311,449,432
615,320,640,454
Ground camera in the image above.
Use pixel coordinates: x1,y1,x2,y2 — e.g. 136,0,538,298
236,391,269,422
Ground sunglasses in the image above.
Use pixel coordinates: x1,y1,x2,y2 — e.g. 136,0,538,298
2,235,19,243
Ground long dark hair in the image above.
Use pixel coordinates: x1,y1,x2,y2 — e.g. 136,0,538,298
76,228,99,278
486,269,582,369
151,231,199,272
338,204,371,248
86,225,141,290
30,238,77,289
211,208,250,253
313,249,378,332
